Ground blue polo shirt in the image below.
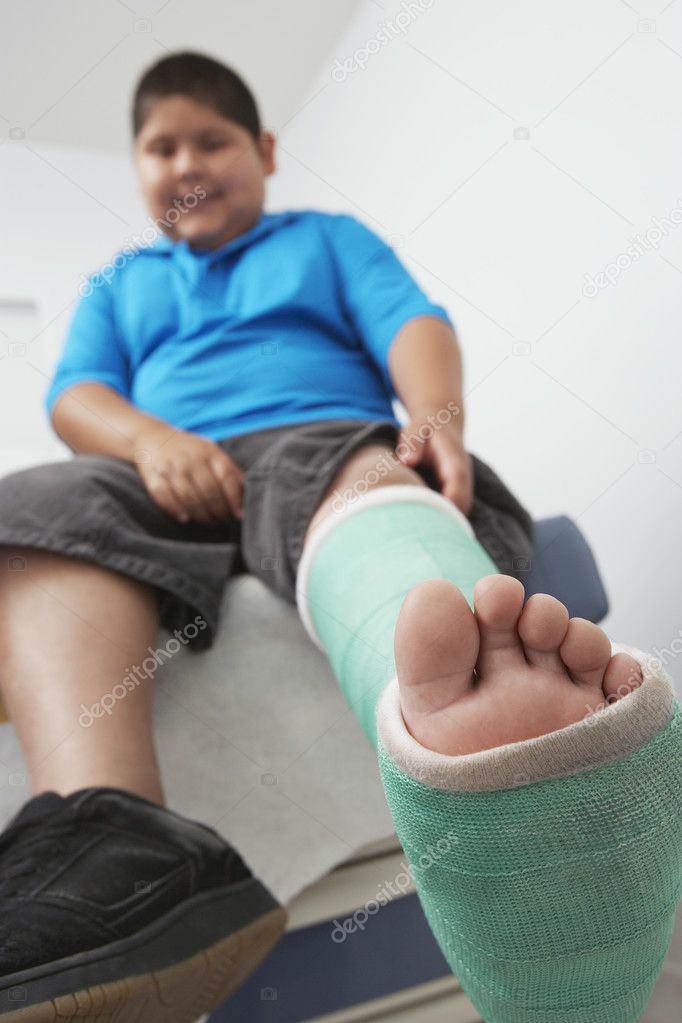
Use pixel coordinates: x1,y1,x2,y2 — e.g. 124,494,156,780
45,209,453,441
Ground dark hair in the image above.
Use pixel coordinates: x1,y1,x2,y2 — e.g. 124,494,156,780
132,51,261,140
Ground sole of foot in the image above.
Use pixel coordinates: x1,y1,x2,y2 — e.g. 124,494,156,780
394,574,644,756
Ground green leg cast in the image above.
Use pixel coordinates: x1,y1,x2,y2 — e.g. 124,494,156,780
378,674,681,1022
295,485,682,1022
295,485,497,748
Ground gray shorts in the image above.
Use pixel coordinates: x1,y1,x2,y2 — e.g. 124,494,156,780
0,418,534,651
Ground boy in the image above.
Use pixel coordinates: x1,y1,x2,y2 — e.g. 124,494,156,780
0,51,678,1023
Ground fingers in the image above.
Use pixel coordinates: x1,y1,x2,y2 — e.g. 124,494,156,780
397,420,473,515
165,468,219,524
138,459,221,524
209,453,245,520
185,457,245,522
142,470,191,523
140,449,245,524
438,455,473,515
189,461,235,521
396,433,424,465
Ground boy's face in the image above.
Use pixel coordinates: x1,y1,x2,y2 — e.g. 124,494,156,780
133,95,276,251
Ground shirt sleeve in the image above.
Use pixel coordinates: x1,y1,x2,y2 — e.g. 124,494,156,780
44,274,131,416
321,213,455,396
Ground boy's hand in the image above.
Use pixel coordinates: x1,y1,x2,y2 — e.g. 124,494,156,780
133,425,245,524
396,414,473,517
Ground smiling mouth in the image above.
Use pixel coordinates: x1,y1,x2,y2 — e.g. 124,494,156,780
174,191,223,209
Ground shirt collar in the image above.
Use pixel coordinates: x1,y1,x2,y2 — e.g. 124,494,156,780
142,210,295,265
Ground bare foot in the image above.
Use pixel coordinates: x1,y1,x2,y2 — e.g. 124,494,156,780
394,574,644,755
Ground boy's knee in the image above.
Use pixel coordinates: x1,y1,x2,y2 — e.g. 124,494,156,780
305,443,426,540
332,443,426,493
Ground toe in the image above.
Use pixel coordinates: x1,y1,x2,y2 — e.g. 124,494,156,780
602,652,643,704
394,577,479,719
473,574,527,676
559,618,612,687
517,593,570,675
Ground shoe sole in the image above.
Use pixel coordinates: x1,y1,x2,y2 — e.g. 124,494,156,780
0,879,287,1021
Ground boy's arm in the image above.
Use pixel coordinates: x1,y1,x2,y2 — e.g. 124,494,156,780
320,213,472,512
47,277,244,523
46,273,178,461
387,316,465,436
387,316,473,515
51,382,175,461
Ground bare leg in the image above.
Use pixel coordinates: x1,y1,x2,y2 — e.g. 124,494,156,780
0,548,165,804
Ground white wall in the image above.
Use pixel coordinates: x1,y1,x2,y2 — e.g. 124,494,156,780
1,0,681,689
0,144,147,470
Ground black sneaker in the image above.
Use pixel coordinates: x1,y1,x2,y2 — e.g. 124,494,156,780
0,786,287,1021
